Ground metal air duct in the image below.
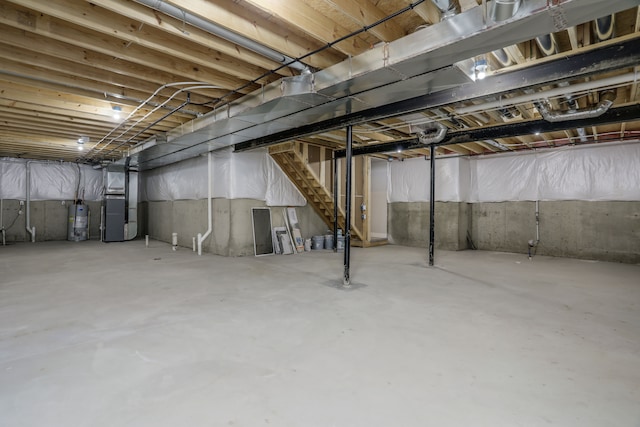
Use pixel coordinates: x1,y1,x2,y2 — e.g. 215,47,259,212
535,33,558,56
433,0,461,20
594,15,615,41
490,0,521,21
417,122,448,144
456,72,636,116
134,0,308,72
124,0,639,170
537,90,616,122
492,48,513,67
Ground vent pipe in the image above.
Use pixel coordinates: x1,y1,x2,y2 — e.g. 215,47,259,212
492,48,513,67
134,0,309,72
490,0,521,21
432,0,461,20
417,122,448,144
455,72,636,116
594,15,615,41
535,33,558,56
538,90,616,122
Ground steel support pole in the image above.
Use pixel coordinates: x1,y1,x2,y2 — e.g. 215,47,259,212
429,144,435,266
333,155,338,252
343,126,353,286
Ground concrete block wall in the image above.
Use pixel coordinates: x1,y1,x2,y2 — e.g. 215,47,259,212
141,199,327,256
1,200,101,243
387,201,640,263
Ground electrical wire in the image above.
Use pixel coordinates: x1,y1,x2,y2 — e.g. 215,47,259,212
2,209,23,232
85,0,433,161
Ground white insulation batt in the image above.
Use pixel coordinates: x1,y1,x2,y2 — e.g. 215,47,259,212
0,158,103,201
388,142,640,202
141,147,306,206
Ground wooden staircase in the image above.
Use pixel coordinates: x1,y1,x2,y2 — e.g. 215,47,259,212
270,143,364,242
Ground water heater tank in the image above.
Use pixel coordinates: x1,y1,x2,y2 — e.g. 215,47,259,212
68,204,89,241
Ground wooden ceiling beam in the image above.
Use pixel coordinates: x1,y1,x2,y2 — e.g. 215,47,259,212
86,0,294,77
396,0,441,24
0,106,130,130
0,61,210,117
0,79,191,125
242,0,370,56
323,0,406,42
0,120,109,140
0,42,225,104
6,0,279,85
0,3,257,92
444,144,472,155
0,97,175,137
157,0,344,70
0,24,252,98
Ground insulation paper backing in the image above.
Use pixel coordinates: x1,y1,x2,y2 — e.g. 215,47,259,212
0,158,104,201
387,156,466,202
141,147,306,206
387,143,640,202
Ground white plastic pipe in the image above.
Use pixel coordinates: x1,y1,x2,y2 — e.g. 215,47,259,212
145,234,149,247
197,152,213,256
172,232,178,251
25,162,36,243
0,198,4,246
192,237,196,252
455,71,638,116
535,200,540,244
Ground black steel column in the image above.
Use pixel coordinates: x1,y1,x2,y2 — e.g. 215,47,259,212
343,126,353,286
333,155,338,252
429,144,435,266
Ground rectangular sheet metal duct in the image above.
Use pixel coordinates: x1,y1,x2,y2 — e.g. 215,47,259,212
125,0,639,170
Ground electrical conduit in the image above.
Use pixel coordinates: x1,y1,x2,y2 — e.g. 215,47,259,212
197,152,212,256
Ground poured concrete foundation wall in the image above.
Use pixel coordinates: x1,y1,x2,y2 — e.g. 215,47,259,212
142,199,327,256
388,202,469,251
471,201,640,264
388,201,640,263
0,200,101,243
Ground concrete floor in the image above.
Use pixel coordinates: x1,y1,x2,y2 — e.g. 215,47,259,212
1,241,639,426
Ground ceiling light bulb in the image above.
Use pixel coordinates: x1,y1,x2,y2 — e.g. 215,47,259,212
473,58,488,81
112,105,122,120
77,145,84,151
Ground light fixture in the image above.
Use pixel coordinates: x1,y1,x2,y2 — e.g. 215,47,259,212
112,105,122,120
473,57,488,81
77,136,88,151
